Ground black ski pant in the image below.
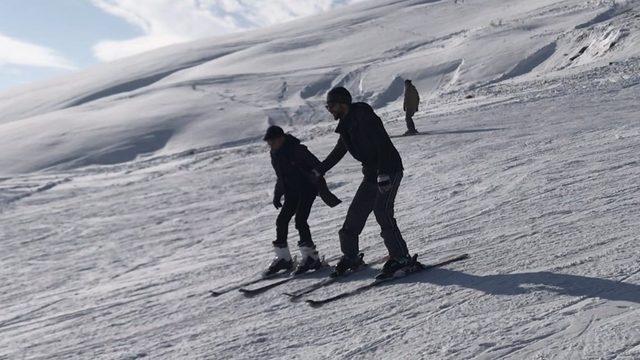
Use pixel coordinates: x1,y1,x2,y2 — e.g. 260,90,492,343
338,172,410,259
405,110,417,132
274,191,316,248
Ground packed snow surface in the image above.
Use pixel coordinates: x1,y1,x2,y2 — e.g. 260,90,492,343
1,0,639,359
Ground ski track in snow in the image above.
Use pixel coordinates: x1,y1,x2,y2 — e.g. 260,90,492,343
2,0,640,359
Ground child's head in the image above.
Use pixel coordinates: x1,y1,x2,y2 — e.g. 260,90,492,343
263,125,285,150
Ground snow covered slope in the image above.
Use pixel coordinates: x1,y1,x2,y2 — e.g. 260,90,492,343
1,0,640,359
2,0,640,174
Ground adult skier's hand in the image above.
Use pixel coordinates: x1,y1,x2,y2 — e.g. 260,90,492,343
273,194,283,209
377,174,392,193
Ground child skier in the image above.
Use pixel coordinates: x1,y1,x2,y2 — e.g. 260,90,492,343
263,125,341,276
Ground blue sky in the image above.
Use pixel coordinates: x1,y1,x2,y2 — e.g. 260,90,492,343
0,0,362,91
0,0,138,90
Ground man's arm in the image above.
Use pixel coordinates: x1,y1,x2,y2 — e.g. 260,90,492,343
366,108,393,174
403,93,407,111
317,138,347,175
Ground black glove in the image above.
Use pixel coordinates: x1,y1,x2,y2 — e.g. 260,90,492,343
273,194,283,209
377,174,392,193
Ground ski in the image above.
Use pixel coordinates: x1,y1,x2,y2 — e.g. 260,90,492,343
209,271,290,297
237,254,342,297
283,256,388,301
390,131,426,139
238,266,330,297
305,253,469,308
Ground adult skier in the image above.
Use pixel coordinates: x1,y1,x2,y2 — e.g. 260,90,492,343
313,87,413,279
403,79,420,135
263,125,341,276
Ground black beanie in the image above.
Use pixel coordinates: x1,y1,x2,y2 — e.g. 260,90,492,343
263,125,285,141
327,87,352,104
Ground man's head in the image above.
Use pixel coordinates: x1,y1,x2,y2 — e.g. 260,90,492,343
404,79,412,87
326,87,352,120
263,125,286,150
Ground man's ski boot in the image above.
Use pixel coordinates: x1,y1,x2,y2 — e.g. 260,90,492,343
294,246,324,275
264,246,294,277
330,253,366,278
403,129,419,136
376,254,421,279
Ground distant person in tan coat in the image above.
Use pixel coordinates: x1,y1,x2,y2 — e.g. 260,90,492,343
403,79,420,135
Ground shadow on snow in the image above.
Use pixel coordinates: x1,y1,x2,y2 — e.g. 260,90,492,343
392,268,640,304
390,128,505,138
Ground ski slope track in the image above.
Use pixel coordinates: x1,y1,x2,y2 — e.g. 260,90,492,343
1,0,640,359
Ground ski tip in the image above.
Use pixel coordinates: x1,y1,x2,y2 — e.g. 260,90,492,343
238,288,256,298
285,294,302,302
305,300,323,308
283,292,299,299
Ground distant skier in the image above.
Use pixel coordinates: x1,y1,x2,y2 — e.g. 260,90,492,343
263,125,341,276
313,87,413,279
403,79,420,135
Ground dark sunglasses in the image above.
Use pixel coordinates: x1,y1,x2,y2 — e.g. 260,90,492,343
325,102,338,110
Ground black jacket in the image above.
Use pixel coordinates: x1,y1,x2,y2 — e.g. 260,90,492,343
271,134,341,207
319,102,403,180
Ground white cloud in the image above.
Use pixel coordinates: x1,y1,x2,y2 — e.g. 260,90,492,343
91,0,363,62
0,33,76,70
